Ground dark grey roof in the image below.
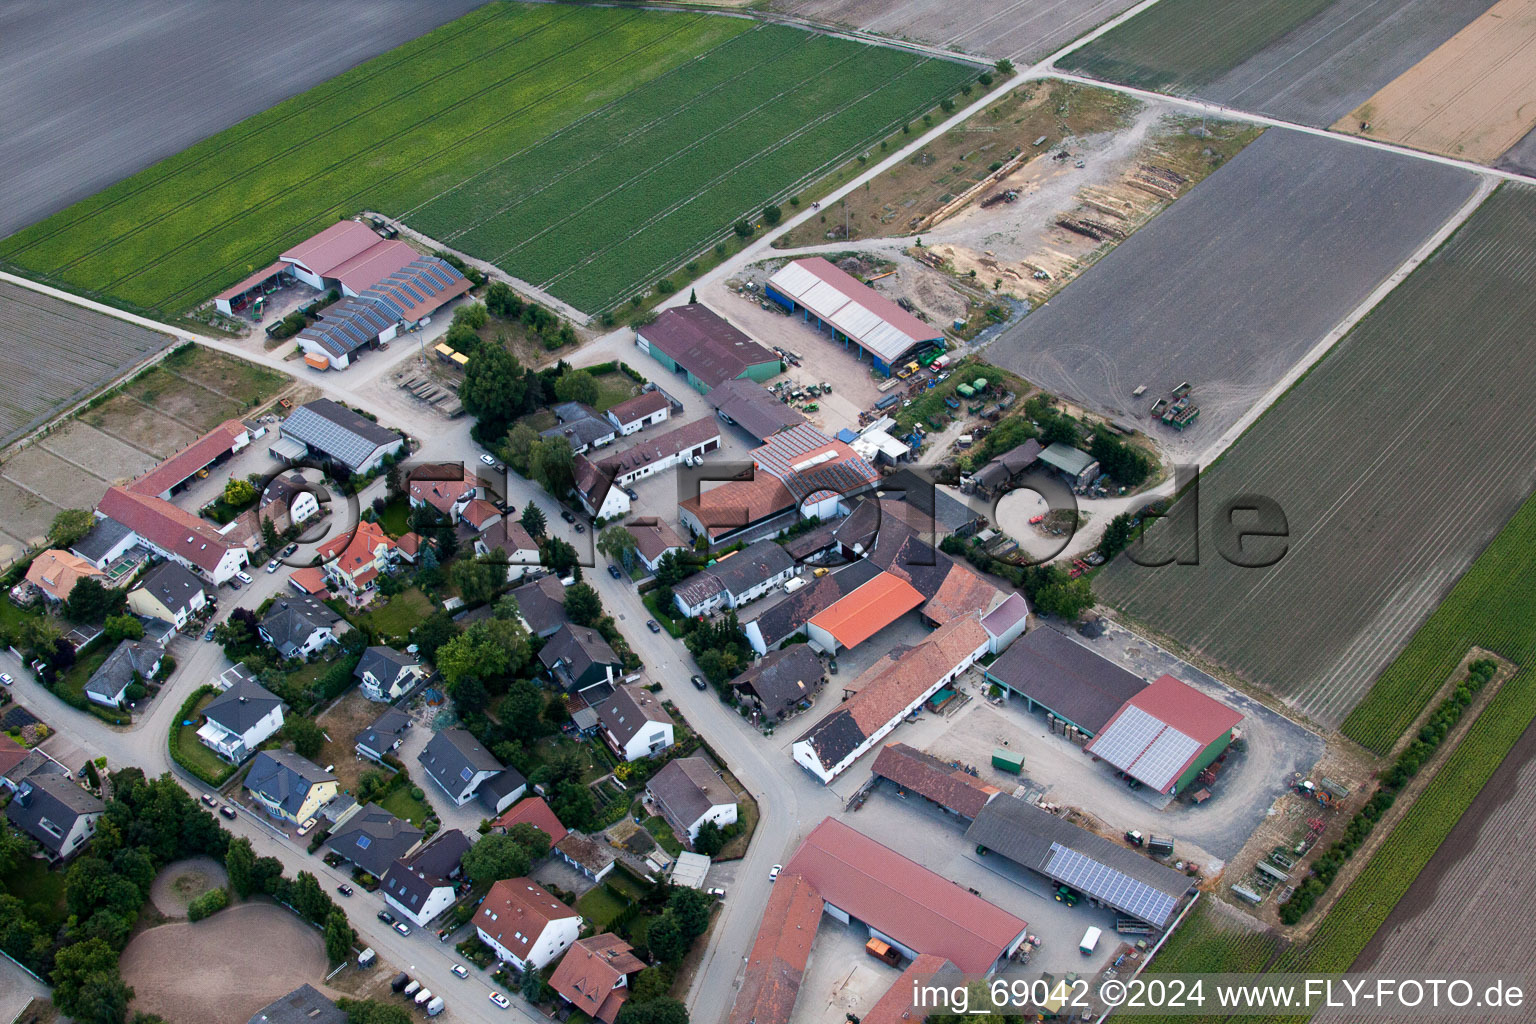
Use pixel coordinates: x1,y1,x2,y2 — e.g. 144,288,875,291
744,560,881,647
356,707,411,754
203,676,285,734
244,750,336,818
325,804,423,877
730,646,825,718
132,560,205,616
543,403,616,449
382,828,471,913
355,646,419,691
648,757,733,829
5,774,103,856
248,984,346,1024
596,684,672,747
705,378,805,441
638,304,778,389
512,574,567,636
418,728,503,794
407,828,471,878
538,624,621,679
260,595,341,658
983,626,1147,735
70,517,133,562
711,540,795,598
965,796,1191,927
477,769,528,812
84,637,164,701
281,399,404,473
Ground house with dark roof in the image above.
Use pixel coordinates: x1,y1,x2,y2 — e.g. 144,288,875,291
636,304,780,394
554,832,615,882
966,439,1044,495
596,684,674,762
325,803,424,878
511,575,568,638
549,934,646,1024
730,646,826,720
276,399,405,475
475,519,541,582
542,402,617,455
198,677,286,763
672,539,797,618
126,560,207,628
244,750,338,824
705,378,805,442
476,877,583,970
382,828,471,927
646,757,736,843
5,774,104,860
418,729,526,812
83,638,164,708
606,390,671,436
742,559,882,655
982,625,1148,737
539,624,623,694
593,417,721,488
69,517,137,570
247,983,346,1024
571,455,629,521
354,646,422,702
870,742,1000,820
355,707,411,762
623,517,686,574
259,595,342,660
793,613,989,784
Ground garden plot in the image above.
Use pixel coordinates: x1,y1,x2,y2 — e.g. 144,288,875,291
984,127,1479,459
1095,184,1536,730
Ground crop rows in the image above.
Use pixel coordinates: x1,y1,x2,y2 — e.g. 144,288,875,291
1064,0,1336,93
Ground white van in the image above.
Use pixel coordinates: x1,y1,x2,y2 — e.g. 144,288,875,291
1079,926,1102,955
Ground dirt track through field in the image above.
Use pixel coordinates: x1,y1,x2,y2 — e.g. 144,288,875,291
1336,0,1536,161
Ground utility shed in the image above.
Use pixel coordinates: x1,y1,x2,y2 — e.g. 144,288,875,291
1085,674,1242,795
982,626,1147,736
1037,442,1100,489
966,796,1192,927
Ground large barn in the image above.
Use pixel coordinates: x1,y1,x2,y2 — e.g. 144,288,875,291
766,257,944,375
1084,674,1243,795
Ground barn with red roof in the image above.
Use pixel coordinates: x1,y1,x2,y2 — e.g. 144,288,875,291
1085,674,1243,795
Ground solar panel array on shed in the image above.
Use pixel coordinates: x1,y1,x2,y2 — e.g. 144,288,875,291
1085,675,1243,793
1045,845,1179,927
281,400,402,472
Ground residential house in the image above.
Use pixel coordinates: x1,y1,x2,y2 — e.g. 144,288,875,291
647,756,737,843
475,519,541,582
317,519,396,594
24,549,106,604
538,624,623,693
553,832,615,882
672,539,797,618
459,498,502,534
83,637,164,708
68,518,137,571
475,878,583,971
510,574,568,637
418,729,526,812
259,595,342,659
275,399,405,476
549,934,646,1024
542,402,617,455
244,750,338,824
491,797,568,847
215,661,255,692
5,774,104,860
605,390,670,436
355,707,411,762
395,531,424,564
592,418,721,488
382,828,471,927
572,455,630,521
197,677,286,763
96,486,250,585
623,517,686,574
730,646,826,720
407,463,479,521
354,646,423,702
596,684,674,762
247,983,346,1024
257,471,322,532
126,560,208,628
325,804,424,878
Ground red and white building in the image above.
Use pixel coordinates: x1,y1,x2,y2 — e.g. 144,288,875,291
475,878,583,971
317,520,397,594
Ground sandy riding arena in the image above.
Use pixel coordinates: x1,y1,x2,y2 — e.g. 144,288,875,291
148,857,229,918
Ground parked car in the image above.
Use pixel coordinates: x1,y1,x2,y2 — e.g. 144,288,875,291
489,992,511,1009
559,509,576,524
573,522,585,534
219,806,237,820
451,965,469,979
203,628,216,642
646,620,661,634
236,571,254,585
828,659,838,675
228,580,242,591
0,673,12,686
480,453,496,466
624,486,639,500
265,560,279,573
768,864,782,882
706,886,726,898
394,921,411,936
691,675,707,691
297,816,317,836
377,910,396,925
336,884,354,897
282,542,298,557
200,794,217,808
608,564,622,579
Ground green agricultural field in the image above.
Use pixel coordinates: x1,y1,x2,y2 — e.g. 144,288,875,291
1064,0,1336,94
0,4,974,317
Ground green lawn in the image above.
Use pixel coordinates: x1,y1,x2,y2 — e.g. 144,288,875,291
172,692,238,786
0,5,974,316
380,786,432,827
357,587,433,641
642,815,684,857
589,371,639,414
2,855,68,932
575,885,630,930
641,593,685,638
377,498,413,538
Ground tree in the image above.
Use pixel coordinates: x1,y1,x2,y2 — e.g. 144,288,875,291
251,855,285,895
692,819,725,857
65,577,125,624
103,614,144,643
324,909,354,964
49,508,96,548
668,887,712,941
461,834,532,885
461,345,526,437
412,611,458,661
1099,512,1135,560
225,837,256,898
522,962,544,1002
52,937,133,1024
451,552,505,606
540,537,578,576
435,617,531,688
186,886,228,921
497,679,547,742
553,369,599,407
616,997,689,1024
336,998,416,1024
762,204,782,226
549,779,595,830
733,219,753,239
688,289,697,305
520,502,547,539
505,422,540,475
653,551,691,588
529,436,575,499
645,913,688,963
454,301,489,331
994,58,1014,76
563,583,602,627
598,526,638,572
285,716,325,758
224,477,257,507
261,516,281,551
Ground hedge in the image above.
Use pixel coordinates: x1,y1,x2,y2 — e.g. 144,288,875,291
169,684,236,786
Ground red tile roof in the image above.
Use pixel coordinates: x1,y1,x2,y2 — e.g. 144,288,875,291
846,613,987,736
476,878,579,961
786,818,1025,974
595,418,721,481
0,734,30,779
97,485,237,574
318,519,395,577
679,473,794,537
26,550,105,602
1129,674,1244,745
808,572,924,649
863,955,959,1024
492,797,568,847
128,419,248,498
214,260,289,303
624,517,685,564
460,499,501,530
549,934,644,1024
397,532,423,557
922,562,1002,626
327,239,418,294
870,742,1000,819
281,220,381,277
729,871,823,1024
288,566,328,594
639,304,778,389
606,390,669,426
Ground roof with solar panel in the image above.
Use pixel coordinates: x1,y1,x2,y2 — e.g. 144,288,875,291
1086,674,1243,794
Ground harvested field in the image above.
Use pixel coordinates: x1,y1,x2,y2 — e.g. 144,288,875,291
1335,0,1536,163
80,394,198,458
0,479,50,558
1095,183,1536,732
0,280,170,448
121,901,328,1024
40,423,158,482
772,0,1142,62
0,6,974,316
985,128,1478,458
148,857,229,918
3,448,111,508
0,0,485,237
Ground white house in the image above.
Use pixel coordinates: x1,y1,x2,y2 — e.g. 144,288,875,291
475,520,542,582
476,878,583,971
596,685,674,763
354,646,423,702
672,540,797,618
605,391,671,436
418,729,522,808
646,757,737,843
197,677,286,763
383,829,471,928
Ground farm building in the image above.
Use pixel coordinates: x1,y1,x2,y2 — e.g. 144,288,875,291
966,439,1043,495
1037,442,1101,490
966,795,1193,927
805,571,924,655
96,486,249,585
296,255,470,370
274,399,406,475
636,304,780,394
1084,674,1242,796
870,742,1000,820
127,419,252,500
983,625,1148,737
981,592,1029,653
605,390,671,435
765,257,944,375
705,377,805,442
742,559,882,654
594,417,722,487
792,612,988,783
729,870,823,1024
